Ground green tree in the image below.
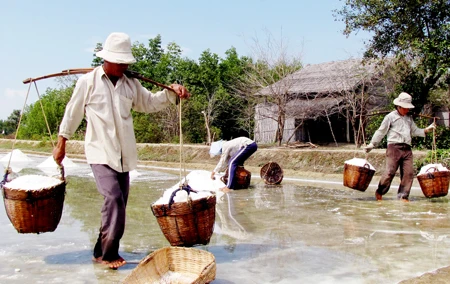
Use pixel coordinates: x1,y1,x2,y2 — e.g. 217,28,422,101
92,43,103,67
129,35,187,143
335,0,450,109
17,87,75,140
216,48,253,139
2,109,21,136
87,35,250,144
169,56,206,143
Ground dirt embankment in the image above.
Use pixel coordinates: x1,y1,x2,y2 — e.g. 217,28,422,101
0,139,429,180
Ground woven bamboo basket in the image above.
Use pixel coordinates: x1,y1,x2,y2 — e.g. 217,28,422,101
220,166,251,189
343,163,375,192
2,175,66,234
123,246,216,284
260,162,283,185
417,169,450,198
151,190,216,247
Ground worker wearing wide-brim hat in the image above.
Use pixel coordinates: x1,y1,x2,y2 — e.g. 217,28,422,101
210,137,257,192
53,32,190,270
364,92,435,202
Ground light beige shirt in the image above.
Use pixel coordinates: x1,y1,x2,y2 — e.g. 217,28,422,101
59,66,177,172
214,137,254,173
370,110,425,147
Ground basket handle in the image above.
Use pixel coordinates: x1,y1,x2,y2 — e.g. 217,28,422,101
424,166,438,178
168,184,198,208
0,168,10,188
58,164,66,182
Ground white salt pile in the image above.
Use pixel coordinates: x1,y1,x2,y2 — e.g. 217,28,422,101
154,170,223,205
4,175,63,190
0,149,33,162
37,156,79,177
418,163,449,175
37,156,78,169
344,158,376,170
0,149,33,172
159,271,198,283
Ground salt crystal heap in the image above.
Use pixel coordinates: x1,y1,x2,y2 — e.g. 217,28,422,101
344,158,376,170
37,156,78,177
0,149,33,173
154,170,223,205
418,163,449,175
4,175,63,190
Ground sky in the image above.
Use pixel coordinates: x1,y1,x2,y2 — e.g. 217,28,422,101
0,0,371,121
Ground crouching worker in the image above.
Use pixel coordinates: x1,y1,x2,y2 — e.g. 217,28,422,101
210,137,258,192
364,92,435,202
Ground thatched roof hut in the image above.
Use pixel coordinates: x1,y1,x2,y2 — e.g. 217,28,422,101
257,58,390,97
254,58,393,144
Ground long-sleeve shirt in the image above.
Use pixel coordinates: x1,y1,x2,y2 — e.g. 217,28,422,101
370,110,425,147
214,137,254,173
58,66,177,172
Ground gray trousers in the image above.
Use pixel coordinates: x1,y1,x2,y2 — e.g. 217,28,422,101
91,164,129,261
376,143,414,199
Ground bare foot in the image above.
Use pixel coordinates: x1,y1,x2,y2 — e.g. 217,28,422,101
375,192,382,201
220,186,231,193
93,256,127,270
400,198,409,203
104,257,127,270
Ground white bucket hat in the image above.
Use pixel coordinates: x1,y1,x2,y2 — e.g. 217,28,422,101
393,92,415,109
209,140,224,157
96,32,136,64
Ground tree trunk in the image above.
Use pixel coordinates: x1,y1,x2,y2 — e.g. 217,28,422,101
202,111,211,145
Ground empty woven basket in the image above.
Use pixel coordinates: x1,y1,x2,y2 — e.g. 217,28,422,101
123,246,216,284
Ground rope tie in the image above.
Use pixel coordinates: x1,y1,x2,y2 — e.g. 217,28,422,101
33,81,56,148
2,79,61,185
354,90,367,159
2,79,32,185
178,99,188,184
174,97,195,206
432,117,437,164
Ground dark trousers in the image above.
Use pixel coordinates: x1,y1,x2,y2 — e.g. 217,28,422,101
376,143,414,199
227,142,258,189
91,164,130,261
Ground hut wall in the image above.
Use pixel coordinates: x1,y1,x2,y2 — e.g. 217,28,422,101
255,104,296,143
435,106,449,127
255,104,277,143
284,118,295,142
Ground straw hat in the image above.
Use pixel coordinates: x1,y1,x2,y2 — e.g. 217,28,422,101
96,32,136,64
393,92,415,109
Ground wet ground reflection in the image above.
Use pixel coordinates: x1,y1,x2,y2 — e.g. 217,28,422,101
1,155,450,283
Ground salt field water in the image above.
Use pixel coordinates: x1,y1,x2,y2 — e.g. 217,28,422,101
1,153,450,283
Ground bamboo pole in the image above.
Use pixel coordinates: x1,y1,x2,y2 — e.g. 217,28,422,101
23,68,178,94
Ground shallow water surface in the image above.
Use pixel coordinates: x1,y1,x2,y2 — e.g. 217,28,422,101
1,155,450,283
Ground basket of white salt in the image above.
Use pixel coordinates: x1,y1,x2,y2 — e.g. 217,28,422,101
2,173,66,234
151,171,217,247
417,164,450,198
343,158,376,192
123,246,216,284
